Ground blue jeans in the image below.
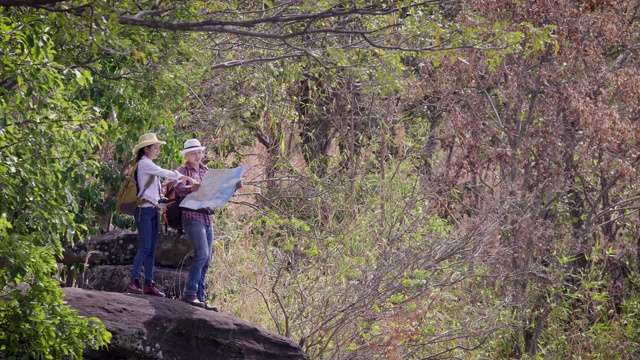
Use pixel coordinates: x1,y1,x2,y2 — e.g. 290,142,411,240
183,219,213,301
131,207,159,285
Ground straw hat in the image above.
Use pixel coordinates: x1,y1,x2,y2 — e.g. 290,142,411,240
181,138,206,155
132,133,166,154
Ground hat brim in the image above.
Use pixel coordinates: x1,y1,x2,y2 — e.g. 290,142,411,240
132,140,166,154
181,146,206,156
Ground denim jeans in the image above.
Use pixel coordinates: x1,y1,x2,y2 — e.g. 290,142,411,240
131,207,159,285
183,218,213,301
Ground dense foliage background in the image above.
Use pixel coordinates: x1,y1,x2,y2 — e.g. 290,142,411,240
1,0,639,359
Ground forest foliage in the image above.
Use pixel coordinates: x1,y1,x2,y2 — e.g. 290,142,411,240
1,0,640,359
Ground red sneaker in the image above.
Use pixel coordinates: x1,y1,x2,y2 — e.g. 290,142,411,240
126,279,143,294
143,281,165,297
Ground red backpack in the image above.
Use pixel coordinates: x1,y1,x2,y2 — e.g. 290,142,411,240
162,167,187,232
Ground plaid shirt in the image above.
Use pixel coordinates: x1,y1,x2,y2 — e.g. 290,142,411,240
175,163,212,226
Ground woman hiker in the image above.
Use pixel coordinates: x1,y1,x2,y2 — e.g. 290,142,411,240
126,133,197,297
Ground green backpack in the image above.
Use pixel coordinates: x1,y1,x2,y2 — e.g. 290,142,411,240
115,162,156,216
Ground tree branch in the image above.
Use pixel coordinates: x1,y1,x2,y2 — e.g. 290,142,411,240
210,51,306,70
0,0,66,6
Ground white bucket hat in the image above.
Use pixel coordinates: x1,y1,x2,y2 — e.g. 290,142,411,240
132,133,166,154
181,138,206,155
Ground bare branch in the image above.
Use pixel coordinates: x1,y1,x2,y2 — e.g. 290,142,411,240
118,3,415,29
0,0,66,6
132,8,173,19
210,51,306,70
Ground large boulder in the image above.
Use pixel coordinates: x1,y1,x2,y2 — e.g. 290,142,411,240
76,265,188,299
60,229,193,268
64,288,308,360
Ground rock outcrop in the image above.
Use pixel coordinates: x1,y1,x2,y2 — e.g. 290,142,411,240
58,230,309,359
59,229,193,268
64,288,308,360
60,229,193,298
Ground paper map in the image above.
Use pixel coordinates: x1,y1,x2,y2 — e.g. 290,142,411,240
179,166,245,210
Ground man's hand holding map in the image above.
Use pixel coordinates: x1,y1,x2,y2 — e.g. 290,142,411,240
180,166,245,209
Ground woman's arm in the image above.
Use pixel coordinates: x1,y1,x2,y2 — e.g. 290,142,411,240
138,157,180,180
139,158,195,185
174,166,195,197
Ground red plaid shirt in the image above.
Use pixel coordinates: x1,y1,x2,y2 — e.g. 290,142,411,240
175,163,212,226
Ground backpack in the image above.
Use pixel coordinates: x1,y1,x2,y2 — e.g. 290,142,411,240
115,162,156,216
162,167,215,232
162,181,184,232
162,166,187,232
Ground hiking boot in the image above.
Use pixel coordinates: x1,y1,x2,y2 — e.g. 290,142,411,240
198,298,219,312
202,303,219,312
181,295,205,308
126,279,143,294
143,281,165,297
